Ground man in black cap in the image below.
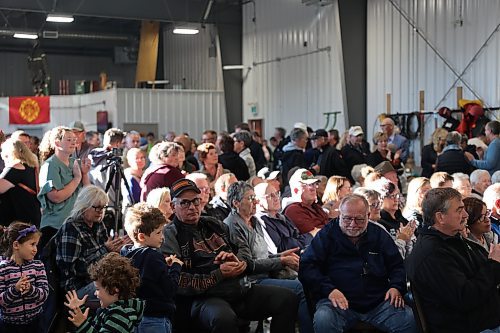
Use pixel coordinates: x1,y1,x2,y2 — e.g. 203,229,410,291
161,179,298,333
311,129,349,179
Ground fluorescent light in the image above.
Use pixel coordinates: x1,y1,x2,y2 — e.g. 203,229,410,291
173,28,199,35
46,14,74,23
223,65,246,70
13,33,38,39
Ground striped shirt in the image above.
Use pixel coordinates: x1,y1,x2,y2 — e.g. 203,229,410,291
78,298,145,333
0,259,49,324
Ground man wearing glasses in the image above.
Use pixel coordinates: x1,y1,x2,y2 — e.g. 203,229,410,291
161,178,299,333
407,188,500,332
299,194,416,333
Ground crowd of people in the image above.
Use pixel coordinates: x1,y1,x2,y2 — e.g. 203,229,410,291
0,117,499,333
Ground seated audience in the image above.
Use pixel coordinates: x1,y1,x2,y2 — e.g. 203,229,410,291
430,171,453,188
466,120,500,174
436,131,474,175
257,167,282,192
122,203,183,333
140,141,184,201
146,187,173,222
234,123,267,172
198,143,225,185
353,187,383,224
299,194,416,333
463,197,498,251
402,177,431,226
341,126,368,183
122,148,146,211
122,131,142,169
185,172,212,216
322,176,352,219
64,253,144,332
484,184,500,239
380,117,409,163
317,130,349,180
421,128,448,178
367,132,402,168
254,182,312,252
217,133,249,181
470,169,492,199
279,128,309,186
207,173,237,222
284,169,329,236
224,181,313,333
351,164,369,190
174,135,198,172
374,161,400,187
161,178,299,333
452,172,472,198
492,170,500,184
407,188,500,333
372,178,409,235
56,186,127,299
0,138,41,226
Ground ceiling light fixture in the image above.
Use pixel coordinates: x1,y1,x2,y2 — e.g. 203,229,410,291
13,32,38,40
46,13,74,23
173,28,199,35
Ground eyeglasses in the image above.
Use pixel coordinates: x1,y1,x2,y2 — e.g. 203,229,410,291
340,215,367,225
385,193,401,200
369,201,382,209
479,209,492,222
175,197,201,208
91,205,108,212
245,195,257,201
263,191,281,199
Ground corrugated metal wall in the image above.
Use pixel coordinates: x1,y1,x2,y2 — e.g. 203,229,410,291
367,0,500,165
0,52,136,97
116,88,227,139
242,0,347,139
163,24,223,90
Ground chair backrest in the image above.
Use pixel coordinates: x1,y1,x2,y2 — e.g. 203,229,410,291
408,282,428,333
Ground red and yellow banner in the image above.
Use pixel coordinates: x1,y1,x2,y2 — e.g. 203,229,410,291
9,96,50,124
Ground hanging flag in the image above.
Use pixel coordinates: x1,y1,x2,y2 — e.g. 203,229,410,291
9,96,50,124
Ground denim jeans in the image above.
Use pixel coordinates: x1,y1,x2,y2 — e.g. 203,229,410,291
136,316,172,333
482,326,500,333
313,298,417,333
257,278,313,333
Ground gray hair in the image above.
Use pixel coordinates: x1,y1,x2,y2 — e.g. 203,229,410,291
339,194,369,214
422,188,462,226
290,128,307,142
227,181,253,209
470,169,490,186
352,164,368,182
452,172,469,182
483,183,500,210
233,130,252,148
445,131,462,146
68,185,109,220
186,172,208,182
149,141,182,164
353,187,380,202
492,170,500,184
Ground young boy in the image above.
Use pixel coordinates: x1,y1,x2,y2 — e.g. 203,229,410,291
121,202,183,333
65,252,144,333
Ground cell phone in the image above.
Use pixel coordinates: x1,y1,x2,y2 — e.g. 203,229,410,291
109,229,115,239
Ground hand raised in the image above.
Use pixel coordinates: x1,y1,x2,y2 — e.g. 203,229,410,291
68,306,90,328
80,157,91,174
64,290,88,310
328,289,349,310
72,160,82,181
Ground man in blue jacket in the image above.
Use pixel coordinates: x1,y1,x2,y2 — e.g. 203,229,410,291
299,194,416,333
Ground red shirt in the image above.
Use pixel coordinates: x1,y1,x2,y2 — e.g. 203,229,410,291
284,201,329,234
140,164,184,201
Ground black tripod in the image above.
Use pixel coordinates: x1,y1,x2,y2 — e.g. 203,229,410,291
101,155,134,233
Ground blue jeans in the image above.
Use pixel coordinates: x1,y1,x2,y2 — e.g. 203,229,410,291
482,326,500,333
136,316,172,333
257,278,313,333
314,298,417,333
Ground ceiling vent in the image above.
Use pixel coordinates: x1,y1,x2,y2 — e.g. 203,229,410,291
302,0,334,6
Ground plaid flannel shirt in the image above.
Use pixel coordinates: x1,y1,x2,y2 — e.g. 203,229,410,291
55,216,109,292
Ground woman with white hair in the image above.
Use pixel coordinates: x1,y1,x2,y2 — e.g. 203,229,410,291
55,185,129,300
452,172,472,198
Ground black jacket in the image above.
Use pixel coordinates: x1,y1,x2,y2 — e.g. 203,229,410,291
421,144,437,178
121,246,182,318
407,227,500,333
318,145,349,179
249,140,267,172
435,145,475,175
218,151,250,181
340,144,367,183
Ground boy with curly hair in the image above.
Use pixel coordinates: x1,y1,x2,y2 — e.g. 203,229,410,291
64,252,145,333
121,202,183,333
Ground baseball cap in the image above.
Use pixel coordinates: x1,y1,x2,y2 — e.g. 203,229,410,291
348,126,364,137
257,167,281,180
69,120,85,132
289,168,319,185
170,178,201,199
294,122,308,133
311,129,328,140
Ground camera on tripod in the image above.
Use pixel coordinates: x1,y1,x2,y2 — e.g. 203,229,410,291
105,147,123,163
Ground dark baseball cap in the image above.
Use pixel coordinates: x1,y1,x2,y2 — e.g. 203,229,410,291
170,178,201,199
311,129,328,140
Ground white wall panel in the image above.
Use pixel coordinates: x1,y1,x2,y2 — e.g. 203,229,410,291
116,88,227,139
242,0,346,138
368,0,500,166
163,24,223,91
